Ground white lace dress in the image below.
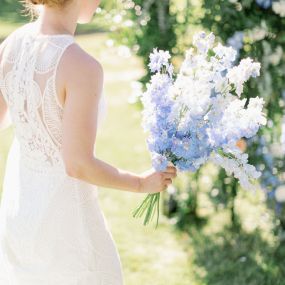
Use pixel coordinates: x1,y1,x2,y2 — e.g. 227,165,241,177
0,20,124,285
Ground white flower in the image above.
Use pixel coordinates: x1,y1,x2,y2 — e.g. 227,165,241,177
213,43,237,65
273,1,285,17
193,31,215,54
210,151,260,190
227,58,261,96
275,185,285,203
113,14,123,24
148,48,171,73
142,31,264,190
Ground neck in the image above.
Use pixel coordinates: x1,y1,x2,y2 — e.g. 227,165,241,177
36,5,79,36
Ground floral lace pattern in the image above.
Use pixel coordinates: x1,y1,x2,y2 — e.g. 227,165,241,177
0,22,107,170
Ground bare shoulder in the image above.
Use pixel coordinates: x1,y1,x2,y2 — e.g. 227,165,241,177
61,43,104,83
56,43,104,105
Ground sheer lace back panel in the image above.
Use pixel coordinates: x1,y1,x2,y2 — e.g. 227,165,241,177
0,22,107,172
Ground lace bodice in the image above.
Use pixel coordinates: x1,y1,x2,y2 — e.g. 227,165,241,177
0,21,107,172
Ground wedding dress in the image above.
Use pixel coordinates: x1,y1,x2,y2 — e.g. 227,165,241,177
0,20,124,285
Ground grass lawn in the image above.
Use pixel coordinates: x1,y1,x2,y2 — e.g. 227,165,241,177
1,23,284,285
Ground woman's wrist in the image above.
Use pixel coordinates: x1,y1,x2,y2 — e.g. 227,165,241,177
135,175,143,193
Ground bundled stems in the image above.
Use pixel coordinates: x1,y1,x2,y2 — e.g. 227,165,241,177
132,193,161,229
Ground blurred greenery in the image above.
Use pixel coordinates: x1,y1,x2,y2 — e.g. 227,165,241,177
1,1,285,284
194,0,285,235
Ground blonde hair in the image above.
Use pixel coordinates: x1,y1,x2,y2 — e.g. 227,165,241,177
25,0,72,7
22,0,73,19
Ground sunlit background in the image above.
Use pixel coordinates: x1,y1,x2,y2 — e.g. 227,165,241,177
0,0,285,284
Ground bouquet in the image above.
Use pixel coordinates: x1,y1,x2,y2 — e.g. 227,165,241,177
132,31,267,228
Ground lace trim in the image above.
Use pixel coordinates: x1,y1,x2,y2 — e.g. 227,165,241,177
51,40,75,110
42,77,63,148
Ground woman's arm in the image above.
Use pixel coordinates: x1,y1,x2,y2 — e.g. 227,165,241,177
59,43,147,193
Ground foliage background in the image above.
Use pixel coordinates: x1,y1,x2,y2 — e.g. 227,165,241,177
0,0,284,284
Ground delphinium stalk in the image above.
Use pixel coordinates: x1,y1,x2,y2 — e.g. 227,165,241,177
132,49,175,228
133,31,266,228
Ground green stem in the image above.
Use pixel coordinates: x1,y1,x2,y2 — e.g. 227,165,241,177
144,194,156,225
133,193,161,228
138,196,154,218
132,194,152,217
149,194,159,223
155,193,160,229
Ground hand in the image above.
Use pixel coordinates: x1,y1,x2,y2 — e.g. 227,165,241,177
138,164,178,194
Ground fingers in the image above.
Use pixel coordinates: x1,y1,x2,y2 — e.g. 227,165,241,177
161,179,172,191
167,161,175,167
163,166,177,175
162,172,177,179
164,178,172,185
156,165,178,192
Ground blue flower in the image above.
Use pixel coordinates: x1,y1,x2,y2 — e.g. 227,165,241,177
227,31,244,51
227,31,244,59
151,152,169,171
175,159,197,172
148,48,171,73
141,31,264,190
255,0,272,9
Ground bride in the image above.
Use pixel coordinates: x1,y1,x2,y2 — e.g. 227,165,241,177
0,0,177,284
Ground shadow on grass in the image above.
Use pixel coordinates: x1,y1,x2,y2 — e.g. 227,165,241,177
185,225,285,285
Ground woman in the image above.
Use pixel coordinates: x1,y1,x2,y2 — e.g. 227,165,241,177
0,0,177,284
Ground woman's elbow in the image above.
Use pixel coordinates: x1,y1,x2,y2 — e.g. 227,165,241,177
61,148,95,179
64,161,82,178
64,166,79,179
63,156,88,179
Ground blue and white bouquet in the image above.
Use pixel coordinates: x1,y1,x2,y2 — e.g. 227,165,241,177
132,31,267,228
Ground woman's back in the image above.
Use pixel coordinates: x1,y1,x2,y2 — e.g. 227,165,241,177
0,20,106,170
